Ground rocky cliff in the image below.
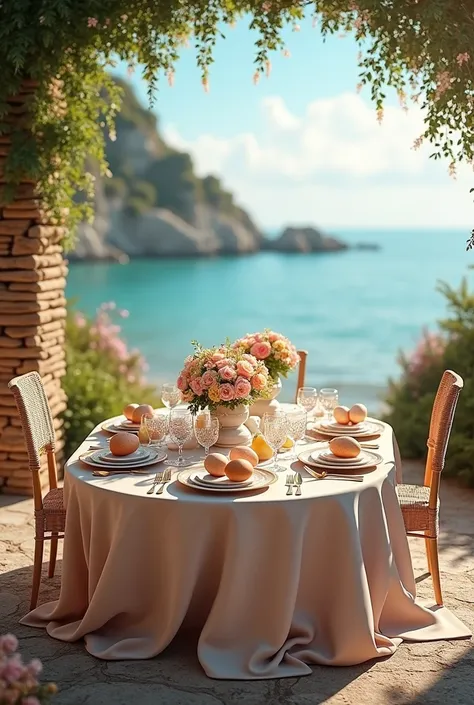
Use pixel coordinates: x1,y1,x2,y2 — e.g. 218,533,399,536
70,79,346,260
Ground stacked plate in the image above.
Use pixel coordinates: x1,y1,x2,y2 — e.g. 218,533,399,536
312,419,384,439
80,446,167,470
298,446,383,473
177,467,277,493
102,415,141,435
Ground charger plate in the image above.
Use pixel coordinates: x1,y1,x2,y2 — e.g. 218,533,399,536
80,447,167,469
178,467,277,493
298,447,381,472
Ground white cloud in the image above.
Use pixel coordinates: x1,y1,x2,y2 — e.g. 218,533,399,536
162,93,473,229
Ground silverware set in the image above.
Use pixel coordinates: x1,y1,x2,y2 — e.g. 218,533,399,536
303,465,364,482
285,473,303,496
147,468,172,495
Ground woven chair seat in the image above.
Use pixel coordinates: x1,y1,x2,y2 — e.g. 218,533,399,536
35,487,65,536
396,483,439,535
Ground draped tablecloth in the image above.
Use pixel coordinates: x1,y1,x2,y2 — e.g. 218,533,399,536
21,415,470,679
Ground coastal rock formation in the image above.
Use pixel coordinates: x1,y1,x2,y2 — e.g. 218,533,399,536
268,227,348,253
69,79,356,261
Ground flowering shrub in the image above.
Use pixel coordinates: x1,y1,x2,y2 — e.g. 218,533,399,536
62,302,160,458
0,633,57,704
383,279,474,485
232,330,299,382
177,341,271,414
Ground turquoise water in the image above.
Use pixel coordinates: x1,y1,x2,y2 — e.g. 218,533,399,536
66,229,472,409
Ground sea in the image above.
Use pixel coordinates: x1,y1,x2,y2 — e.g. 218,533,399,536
66,228,473,413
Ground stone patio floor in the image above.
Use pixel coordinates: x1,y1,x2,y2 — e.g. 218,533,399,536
1,461,473,705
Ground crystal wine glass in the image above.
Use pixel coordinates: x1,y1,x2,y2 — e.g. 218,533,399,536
161,383,182,417
262,410,288,473
297,387,318,416
285,408,307,460
319,388,339,421
144,413,169,449
194,412,219,458
166,409,194,467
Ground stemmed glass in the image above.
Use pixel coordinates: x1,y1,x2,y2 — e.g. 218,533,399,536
144,413,169,449
319,388,339,421
138,413,153,446
194,412,219,458
161,383,182,418
285,408,307,460
297,387,318,417
165,409,194,468
262,411,288,473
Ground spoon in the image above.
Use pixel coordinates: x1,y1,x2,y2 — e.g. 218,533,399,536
303,466,364,482
92,469,144,477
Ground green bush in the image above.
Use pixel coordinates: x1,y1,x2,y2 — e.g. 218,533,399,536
383,278,474,486
62,303,161,459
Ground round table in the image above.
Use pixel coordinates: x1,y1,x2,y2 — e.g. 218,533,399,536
21,412,470,679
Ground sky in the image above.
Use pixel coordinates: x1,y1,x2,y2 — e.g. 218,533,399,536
115,15,473,232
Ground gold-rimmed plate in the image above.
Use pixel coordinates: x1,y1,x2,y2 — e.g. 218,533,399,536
177,467,277,493
298,447,382,472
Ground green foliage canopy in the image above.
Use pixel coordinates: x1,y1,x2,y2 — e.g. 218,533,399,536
0,1,473,243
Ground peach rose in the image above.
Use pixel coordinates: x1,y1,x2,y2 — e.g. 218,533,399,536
177,374,188,391
236,360,254,379
215,357,232,368
251,373,267,390
234,377,252,399
250,341,272,359
208,383,221,403
242,353,257,366
268,331,280,343
201,370,217,388
182,390,194,403
219,365,236,381
190,378,204,395
219,383,235,401
211,352,225,363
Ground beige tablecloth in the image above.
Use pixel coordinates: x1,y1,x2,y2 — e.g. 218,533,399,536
21,414,470,679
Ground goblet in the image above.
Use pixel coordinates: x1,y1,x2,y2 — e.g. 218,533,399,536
319,388,339,421
161,383,182,417
166,409,195,467
262,410,288,473
285,408,307,460
144,413,169,449
296,387,318,416
194,412,219,458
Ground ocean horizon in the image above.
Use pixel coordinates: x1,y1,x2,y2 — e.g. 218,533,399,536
66,227,473,413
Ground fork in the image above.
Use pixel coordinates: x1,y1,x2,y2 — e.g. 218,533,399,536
285,473,294,496
156,468,172,495
147,472,163,494
294,473,302,496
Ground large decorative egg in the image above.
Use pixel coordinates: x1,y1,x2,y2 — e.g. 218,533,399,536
225,459,254,482
204,453,228,477
110,432,140,456
329,436,361,459
132,404,154,424
333,406,350,424
229,446,259,467
123,403,139,421
348,404,368,424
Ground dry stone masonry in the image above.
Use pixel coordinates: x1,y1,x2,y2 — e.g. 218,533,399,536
0,81,67,495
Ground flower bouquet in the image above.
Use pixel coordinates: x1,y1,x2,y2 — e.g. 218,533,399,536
0,633,57,705
232,330,300,416
177,342,271,447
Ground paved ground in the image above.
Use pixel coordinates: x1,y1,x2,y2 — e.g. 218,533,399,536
1,461,473,705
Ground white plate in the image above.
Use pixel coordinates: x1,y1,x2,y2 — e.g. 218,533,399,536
191,472,253,488
80,447,167,469
178,467,277,493
310,450,368,465
318,421,367,431
298,447,382,471
100,447,153,463
102,421,139,435
312,420,384,438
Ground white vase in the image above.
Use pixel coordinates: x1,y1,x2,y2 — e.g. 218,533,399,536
249,378,282,418
213,404,252,447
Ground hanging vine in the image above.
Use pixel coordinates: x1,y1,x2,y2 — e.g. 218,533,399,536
0,1,472,248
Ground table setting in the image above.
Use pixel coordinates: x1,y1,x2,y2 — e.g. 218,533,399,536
20,330,471,678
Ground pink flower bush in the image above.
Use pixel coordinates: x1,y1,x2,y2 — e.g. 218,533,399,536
0,633,57,704
177,342,271,412
407,330,446,378
233,330,300,381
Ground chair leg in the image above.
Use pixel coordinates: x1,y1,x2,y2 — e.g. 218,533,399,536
31,539,44,610
427,538,443,606
424,537,432,575
48,533,58,578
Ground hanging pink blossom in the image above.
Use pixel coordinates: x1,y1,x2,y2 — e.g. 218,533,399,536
87,17,98,28
456,52,470,67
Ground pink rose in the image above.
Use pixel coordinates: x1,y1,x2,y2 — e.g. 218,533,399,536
27,658,42,676
215,357,232,368
250,341,272,359
190,378,204,395
177,374,188,391
219,365,236,381
211,352,225,363
268,331,279,342
0,634,18,654
242,353,257,365
218,383,235,401
201,370,217,388
236,360,254,379
1,655,25,682
234,377,252,399
251,373,267,390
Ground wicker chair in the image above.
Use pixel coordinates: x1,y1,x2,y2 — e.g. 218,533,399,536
8,371,65,610
396,370,463,606
294,350,308,402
